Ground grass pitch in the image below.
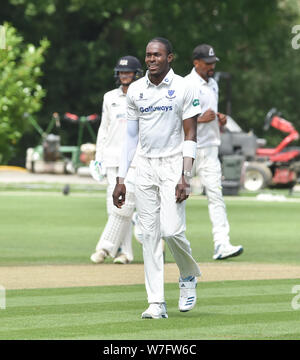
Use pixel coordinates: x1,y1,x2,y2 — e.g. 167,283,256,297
1,279,300,340
0,191,300,265
1,191,300,340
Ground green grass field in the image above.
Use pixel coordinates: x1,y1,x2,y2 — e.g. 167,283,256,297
1,190,300,340
0,191,300,265
1,280,300,340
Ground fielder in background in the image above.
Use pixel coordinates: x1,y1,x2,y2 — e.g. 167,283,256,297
113,37,201,319
90,55,143,264
185,44,243,260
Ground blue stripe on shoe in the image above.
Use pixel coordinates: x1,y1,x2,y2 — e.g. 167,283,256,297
181,276,195,282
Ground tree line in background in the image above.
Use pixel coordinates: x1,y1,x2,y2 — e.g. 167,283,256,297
0,0,300,165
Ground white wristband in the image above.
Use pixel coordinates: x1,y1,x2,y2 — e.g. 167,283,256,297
182,140,197,159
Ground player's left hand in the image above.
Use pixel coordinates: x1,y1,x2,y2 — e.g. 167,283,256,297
175,175,191,203
217,112,227,126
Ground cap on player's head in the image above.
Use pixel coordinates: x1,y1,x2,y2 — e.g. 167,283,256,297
114,55,143,80
192,44,219,64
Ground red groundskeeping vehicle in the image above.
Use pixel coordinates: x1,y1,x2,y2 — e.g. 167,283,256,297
219,108,300,192
248,108,300,191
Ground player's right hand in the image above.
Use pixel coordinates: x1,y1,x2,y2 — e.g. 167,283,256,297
113,182,126,208
175,175,191,203
198,109,216,123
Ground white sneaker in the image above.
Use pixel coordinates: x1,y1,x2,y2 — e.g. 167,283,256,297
141,303,168,319
90,249,108,264
113,253,130,264
213,243,243,260
178,277,197,312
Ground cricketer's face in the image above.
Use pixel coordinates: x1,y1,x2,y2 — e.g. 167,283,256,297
193,59,216,80
145,41,173,78
119,71,135,86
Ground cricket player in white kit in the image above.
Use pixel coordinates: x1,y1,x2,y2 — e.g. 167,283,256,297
90,56,143,264
113,38,201,319
185,44,243,260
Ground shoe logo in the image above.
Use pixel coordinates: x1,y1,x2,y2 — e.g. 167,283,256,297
214,244,221,254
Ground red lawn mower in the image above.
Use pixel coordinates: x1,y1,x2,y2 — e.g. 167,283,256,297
244,108,300,191
216,72,300,193
219,108,300,193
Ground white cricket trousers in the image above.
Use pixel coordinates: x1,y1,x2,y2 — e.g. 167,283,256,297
194,146,230,246
95,166,135,261
135,154,201,304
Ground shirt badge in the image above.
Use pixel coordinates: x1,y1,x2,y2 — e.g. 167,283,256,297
166,90,176,99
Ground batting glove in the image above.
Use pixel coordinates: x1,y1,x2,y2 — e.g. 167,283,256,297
89,160,106,182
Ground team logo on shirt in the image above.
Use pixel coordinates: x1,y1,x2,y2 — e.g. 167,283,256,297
139,105,173,113
136,93,147,101
193,99,200,106
165,90,176,99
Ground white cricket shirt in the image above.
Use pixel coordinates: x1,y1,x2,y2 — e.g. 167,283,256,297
95,86,127,166
126,68,201,158
185,68,220,148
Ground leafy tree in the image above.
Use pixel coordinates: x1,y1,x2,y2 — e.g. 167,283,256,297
1,0,300,164
0,22,49,163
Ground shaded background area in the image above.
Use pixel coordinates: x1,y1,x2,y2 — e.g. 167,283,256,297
0,0,300,165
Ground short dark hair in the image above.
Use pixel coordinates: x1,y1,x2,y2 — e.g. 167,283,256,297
148,37,173,55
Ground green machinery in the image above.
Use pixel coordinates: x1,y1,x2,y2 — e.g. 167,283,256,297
26,112,99,174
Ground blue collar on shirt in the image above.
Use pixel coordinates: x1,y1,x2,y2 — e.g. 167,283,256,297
145,68,174,87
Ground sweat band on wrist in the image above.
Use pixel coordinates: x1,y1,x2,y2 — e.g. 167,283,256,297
182,140,197,159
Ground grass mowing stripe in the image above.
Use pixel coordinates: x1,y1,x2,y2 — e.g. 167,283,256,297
267,332,300,340
1,312,300,340
0,310,145,332
1,293,294,321
3,293,293,315
7,277,299,298
1,279,300,340
2,193,300,265
5,287,295,309
0,301,149,321
84,320,300,340
193,301,294,315
6,290,146,307
1,302,299,335
7,284,145,298
5,279,299,308
73,320,300,340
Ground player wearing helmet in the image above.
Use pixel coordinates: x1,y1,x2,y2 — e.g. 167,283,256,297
90,55,143,264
